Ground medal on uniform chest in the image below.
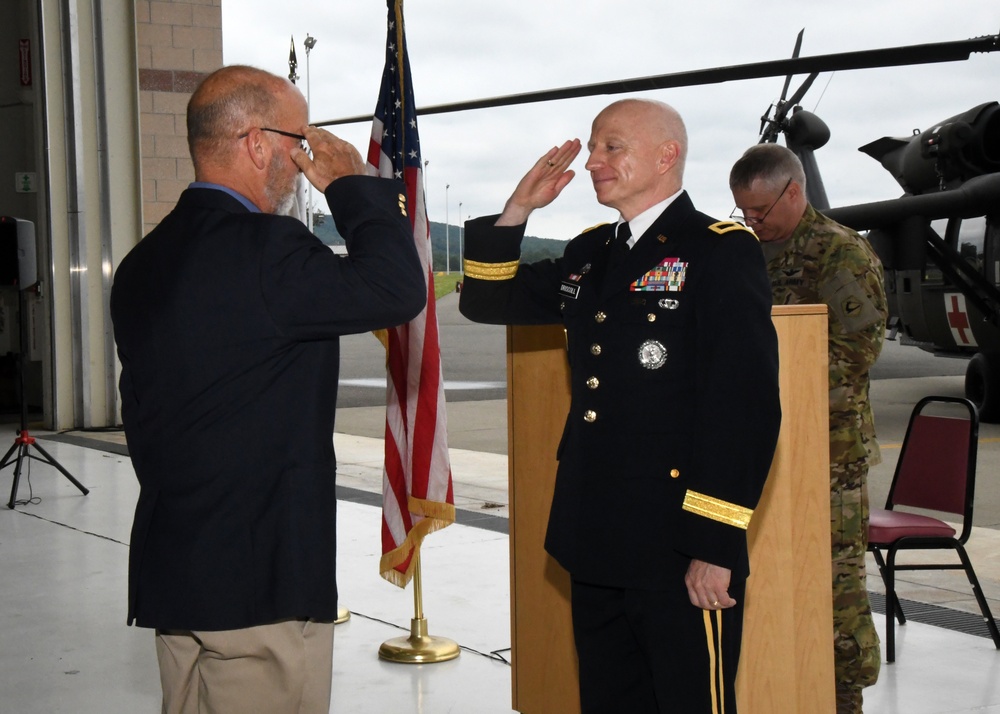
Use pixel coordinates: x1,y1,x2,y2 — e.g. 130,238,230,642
631,257,688,292
638,339,667,369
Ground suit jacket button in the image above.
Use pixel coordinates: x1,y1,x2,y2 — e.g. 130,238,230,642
586,377,599,389
584,410,597,423
670,469,680,478
594,311,607,323
590,343,602,356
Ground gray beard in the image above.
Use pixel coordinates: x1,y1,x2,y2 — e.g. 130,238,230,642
273,188,296,217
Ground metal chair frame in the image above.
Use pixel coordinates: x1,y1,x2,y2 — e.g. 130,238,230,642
868,395,1000,662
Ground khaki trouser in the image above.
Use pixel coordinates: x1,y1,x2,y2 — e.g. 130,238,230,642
155,618,335,714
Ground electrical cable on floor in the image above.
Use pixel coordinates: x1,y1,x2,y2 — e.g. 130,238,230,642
10,456,40,506
347,611,512,665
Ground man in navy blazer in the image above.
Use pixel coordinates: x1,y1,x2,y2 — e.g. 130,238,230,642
110,65,425,713
459,99,780,713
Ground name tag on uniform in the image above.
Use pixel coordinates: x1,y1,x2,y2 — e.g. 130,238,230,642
560,280,581,299
631,258,688,292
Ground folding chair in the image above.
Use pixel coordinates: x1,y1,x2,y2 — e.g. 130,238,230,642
868,395,1000,662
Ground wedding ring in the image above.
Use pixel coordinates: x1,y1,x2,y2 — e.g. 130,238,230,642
711,600,720,607
547,160,555,166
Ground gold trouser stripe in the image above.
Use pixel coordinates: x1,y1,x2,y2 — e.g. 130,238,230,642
717,611,725,714
702,609,725,714
462,258,519,281
703,610,719,714
683,490,753,529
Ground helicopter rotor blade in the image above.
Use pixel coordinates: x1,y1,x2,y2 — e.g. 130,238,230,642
759,103,774,136
778,28,805,104
784,71,820,110
316,34,1000,127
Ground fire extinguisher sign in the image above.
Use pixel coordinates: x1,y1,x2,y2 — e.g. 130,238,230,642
19,39,31,86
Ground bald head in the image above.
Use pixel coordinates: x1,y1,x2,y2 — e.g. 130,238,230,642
187,65,298,173
184,65,309,214
597,99,688,175
585,98,688,220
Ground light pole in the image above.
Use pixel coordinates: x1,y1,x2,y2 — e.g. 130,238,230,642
458,202,463,273
445,184,450,274
422,160,429,206
303,34,317,233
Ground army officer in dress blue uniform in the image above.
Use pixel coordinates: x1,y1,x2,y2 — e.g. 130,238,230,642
459,99,781,714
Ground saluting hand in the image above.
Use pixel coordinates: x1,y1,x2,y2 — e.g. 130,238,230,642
496,139,582,227
292,125,366,193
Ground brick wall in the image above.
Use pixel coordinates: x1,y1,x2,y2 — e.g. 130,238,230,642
135,0,222,234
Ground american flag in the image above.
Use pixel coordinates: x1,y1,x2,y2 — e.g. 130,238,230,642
367,0,455,587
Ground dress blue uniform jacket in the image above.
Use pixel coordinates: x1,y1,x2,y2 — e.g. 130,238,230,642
459,192,781,589
111,176,426,630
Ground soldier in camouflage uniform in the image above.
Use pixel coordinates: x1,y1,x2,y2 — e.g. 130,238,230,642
730,144,886,714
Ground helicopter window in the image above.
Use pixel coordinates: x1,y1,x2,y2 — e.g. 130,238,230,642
957,216,987,275
924,219,949,283
923,217,988,285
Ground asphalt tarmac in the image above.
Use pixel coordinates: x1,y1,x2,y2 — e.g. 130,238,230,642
336,293,1000,528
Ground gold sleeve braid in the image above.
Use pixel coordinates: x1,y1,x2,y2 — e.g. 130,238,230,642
463,258,519,281
682,490,754,530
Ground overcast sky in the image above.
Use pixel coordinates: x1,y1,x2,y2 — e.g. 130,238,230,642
221,1,1000,241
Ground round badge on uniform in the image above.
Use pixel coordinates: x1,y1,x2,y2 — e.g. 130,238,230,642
638,339,667,369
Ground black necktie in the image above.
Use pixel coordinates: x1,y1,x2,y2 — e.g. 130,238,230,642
609,222,631,269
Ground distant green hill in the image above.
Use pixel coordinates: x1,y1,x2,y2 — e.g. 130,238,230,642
312,216,565,271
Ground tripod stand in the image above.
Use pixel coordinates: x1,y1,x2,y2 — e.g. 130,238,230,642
2,287,88,508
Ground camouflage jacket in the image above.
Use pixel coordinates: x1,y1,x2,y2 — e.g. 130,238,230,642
762,205,887,466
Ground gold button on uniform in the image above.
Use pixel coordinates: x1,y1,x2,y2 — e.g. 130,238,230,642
670,469,680,479
584,410,597,423
590,344,602,356
586,377,599,389
595,311,607,323
647,313,656,322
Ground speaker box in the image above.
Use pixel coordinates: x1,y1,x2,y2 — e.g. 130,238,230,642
0,216,38,288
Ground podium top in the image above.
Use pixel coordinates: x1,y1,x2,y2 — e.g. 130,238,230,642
771,304,827,317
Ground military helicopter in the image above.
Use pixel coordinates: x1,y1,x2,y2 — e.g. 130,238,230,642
319,31,1000,418
753,32,1000,420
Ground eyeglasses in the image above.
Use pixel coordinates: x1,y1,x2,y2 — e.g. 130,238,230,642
239,127,308,151
730,177,792,226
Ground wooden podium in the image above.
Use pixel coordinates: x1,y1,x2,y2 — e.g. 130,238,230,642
506,304,834,713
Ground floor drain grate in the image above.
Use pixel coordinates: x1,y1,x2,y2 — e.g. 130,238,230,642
869,591,995,639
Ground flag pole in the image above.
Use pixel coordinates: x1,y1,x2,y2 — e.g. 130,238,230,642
378,546,460,663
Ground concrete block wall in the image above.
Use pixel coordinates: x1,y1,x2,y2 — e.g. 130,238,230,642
135,0,222,234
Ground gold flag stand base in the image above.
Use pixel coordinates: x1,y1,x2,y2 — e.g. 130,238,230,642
335,606,351,624
378,549,460,664
378,616,460,664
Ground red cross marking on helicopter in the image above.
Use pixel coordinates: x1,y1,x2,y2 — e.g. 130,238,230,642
946,294,974,345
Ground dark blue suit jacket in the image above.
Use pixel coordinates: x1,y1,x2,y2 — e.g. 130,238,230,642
111,176,425,630
460,192,780,589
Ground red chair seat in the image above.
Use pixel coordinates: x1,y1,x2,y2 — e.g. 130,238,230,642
869,508,957,543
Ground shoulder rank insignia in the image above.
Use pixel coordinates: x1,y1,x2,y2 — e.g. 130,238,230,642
708,221,751,235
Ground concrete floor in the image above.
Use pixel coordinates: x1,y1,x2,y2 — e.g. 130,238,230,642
2,427,1000,713
4,296,1000,712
